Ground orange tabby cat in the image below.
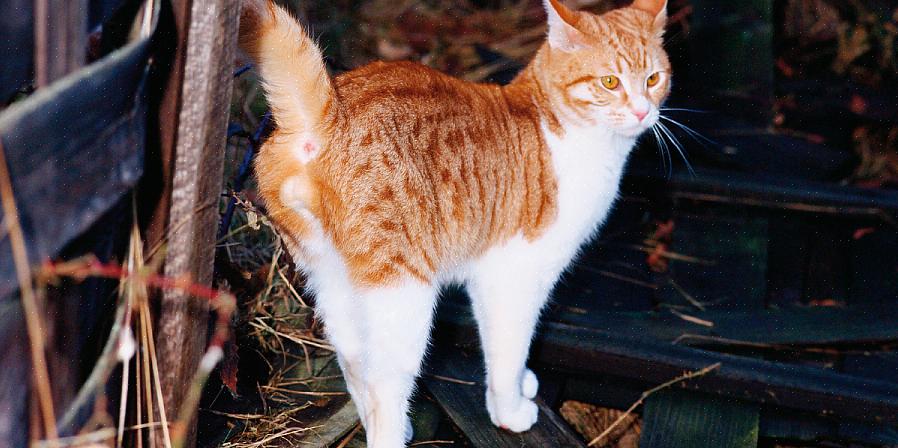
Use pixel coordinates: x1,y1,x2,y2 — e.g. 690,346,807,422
239,0,670,446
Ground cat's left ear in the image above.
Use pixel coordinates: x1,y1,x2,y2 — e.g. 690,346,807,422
544,0,588,52
632,0,668,35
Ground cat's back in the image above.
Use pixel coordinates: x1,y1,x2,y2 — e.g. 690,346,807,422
306,61,556,287
333,60,502,119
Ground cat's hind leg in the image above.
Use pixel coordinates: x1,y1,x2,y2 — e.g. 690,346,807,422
279,204,373,431
359,282,438,448
315,291,369,428
467,238,558,433
301,264,373,431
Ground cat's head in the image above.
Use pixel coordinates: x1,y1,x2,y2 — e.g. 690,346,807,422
540,0,671,137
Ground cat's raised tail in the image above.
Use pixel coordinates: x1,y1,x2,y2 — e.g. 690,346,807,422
238,0,337,152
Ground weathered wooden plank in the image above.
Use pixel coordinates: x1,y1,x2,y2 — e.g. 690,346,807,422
152,1,237,446
535,325,898,425
298,398,360,448
442,295,898,350
34,0,88,87
547,305,898,347
423,346,586,448
764,214,808,307
848,227,898,307
434,303,898,425
624,166,898,214
664,212,768,310
640,390,759,448
759,409,898,447
802,222,851,303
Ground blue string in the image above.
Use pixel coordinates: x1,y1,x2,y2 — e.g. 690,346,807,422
219,110,272,239
234,64,254,78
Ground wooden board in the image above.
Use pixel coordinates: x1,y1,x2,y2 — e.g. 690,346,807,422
624,166,898,214
423,346,586,448
34,0,88,86
444,297,898,350
298,399,360,448
549,305,898,347
152,0,237,445
664,212,768,310
848,227,898,307
640,390,759,448
434,304,898,426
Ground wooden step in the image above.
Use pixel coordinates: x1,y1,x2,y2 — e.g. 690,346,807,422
423,347,586,448
434,301,898,426
640,390,759,448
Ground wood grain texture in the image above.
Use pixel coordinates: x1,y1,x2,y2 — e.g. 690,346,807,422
153,0,237,446
34,0,88,86
434,302,898,426
423,347,586,448
640,390,759,448
297,398,360,448
623,166,898,214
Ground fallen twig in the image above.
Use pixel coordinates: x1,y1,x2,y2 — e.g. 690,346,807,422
668,308,715,328
426,374,477,386
334,423,362,448
0,139,58,441
587,362,722,447
40,254,237,448
669,278,706,311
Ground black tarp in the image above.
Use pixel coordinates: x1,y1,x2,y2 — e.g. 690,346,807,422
0,0,33,103
0,1,155,442
0,0,130,103
0,36,151,300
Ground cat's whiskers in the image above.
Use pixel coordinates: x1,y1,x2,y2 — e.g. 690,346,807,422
653,118,696,177
659,115,720,148
650,124,671,178
659,107,710,114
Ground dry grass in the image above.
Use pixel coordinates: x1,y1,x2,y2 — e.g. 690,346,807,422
214,159,350,446
215,22,384,441
295,0,616,81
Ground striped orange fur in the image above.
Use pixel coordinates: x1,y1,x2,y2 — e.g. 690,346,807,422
240,0,670,289
239,0,671,444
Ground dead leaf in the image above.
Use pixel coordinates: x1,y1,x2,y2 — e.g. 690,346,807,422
560,401,641,448
220,334,240,397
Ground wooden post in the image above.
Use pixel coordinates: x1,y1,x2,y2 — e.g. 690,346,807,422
34,0,88,86
150,1,238,445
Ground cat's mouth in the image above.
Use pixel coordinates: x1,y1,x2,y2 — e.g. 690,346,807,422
615,122,656,138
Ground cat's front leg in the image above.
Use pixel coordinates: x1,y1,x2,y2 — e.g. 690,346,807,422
467,242,556,433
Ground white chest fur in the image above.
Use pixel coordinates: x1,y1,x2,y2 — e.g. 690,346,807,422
535,123,635,264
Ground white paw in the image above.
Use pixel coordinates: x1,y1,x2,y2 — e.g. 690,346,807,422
521,369,539,399
486,390,539,433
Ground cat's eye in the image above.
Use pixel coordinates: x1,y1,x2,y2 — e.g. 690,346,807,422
600,75,620,90
647,72,661,87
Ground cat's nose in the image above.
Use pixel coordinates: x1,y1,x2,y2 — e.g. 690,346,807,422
631,108,649,122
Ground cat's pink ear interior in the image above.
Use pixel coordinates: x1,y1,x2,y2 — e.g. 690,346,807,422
632,0,668,32
544,0,588,52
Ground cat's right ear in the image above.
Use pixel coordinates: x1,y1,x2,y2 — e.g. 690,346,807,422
544,0,588,52
632,0,668,35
